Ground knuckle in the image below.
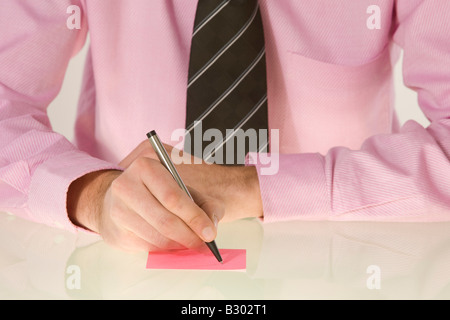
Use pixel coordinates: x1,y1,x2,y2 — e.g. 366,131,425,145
153,214,196,249
161,189,184,213
109,206,126,224
109,177,125,196
131,156,152,173
155,213,177,234
186,212,205,229
133,156,148,167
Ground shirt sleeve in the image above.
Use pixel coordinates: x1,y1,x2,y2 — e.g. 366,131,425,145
248,0,450,223
0,0,120,232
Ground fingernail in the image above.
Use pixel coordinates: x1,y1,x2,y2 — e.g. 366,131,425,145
202,226,215,242
213,214,218,228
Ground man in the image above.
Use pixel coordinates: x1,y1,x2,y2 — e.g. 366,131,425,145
1,0,449,253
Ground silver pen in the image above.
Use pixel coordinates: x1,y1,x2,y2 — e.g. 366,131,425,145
146,130,223,263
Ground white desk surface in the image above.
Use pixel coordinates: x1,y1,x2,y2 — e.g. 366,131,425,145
0,211,449,300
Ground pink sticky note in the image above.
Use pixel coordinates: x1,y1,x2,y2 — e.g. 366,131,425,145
146,249,246,270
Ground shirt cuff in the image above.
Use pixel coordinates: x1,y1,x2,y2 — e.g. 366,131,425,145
246,152,331,222
28,150,122,233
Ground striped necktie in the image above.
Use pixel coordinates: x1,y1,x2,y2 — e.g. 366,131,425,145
184,0,268,165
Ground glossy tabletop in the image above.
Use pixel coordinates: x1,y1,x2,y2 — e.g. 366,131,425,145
0,211,449,299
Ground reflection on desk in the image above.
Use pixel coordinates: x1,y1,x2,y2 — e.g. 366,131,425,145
0,211,449,299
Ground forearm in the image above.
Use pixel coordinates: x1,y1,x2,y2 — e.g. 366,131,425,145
175,162,263,222
252,120,450,223
217,165,263,221
67,169,122,232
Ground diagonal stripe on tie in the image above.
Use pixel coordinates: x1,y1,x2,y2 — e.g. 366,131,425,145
185,0,269,165
192,0,230,37
188,3,260,87
186,47,266,133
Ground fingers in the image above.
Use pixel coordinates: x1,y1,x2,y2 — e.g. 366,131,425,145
102,156,222,253
108,198,186,251
136,157,218,243
189,187,224,227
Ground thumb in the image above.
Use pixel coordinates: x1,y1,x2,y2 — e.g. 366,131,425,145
188,187,225,229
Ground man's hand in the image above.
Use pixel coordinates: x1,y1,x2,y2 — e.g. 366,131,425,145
119,139,264,223
67,157,224,252
67,139,263,252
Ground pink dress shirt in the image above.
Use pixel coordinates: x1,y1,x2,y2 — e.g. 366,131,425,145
1,0,450,233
